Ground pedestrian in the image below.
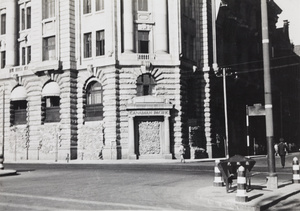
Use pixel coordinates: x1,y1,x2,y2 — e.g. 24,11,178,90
274,143,278,156
179,145,186,163
277,138,288,168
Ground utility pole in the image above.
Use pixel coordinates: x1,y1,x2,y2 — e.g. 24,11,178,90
261,0,278,189
0,85,5,170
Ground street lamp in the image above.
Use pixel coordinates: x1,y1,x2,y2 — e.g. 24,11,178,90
215,68,231,159
0,84,5,170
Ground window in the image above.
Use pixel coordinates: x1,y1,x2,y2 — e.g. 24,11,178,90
11,100,27,125
1,51,5,69
21,8,25,30
137,74,156,96
138,31,149,53
22,47,26,65
96,0,104,11
43,36,55,61
27,46,31,64
44,0,55,19
27,7,31,29
42,96,60,122
1,13,6,35
138,0,148,11
84,33,92,58
21,6,31,30
21,46,31,65
83,0,92,14
85,81,103,121
96,30,105,56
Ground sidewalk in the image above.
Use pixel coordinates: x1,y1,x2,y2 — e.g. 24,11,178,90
197,181,300,211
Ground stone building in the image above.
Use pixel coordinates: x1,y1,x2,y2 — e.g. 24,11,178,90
0,0,215,161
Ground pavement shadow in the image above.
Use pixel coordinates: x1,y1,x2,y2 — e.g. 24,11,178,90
248,193,264,201
260,190,300,211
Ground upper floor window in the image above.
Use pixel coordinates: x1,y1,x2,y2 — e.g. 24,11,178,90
96,0,104,11
21,46,31,65
138,31,149,53
138,0,148,11
96,30,105,56
137,74,156,96
0,13,6,35
43,36,56,61
43,0,55,19
83,0,92,14
85,81,103,121
84,32,92,58
21,6,31,30
1,51,5,69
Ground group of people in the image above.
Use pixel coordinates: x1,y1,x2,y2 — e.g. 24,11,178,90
274,138,288,168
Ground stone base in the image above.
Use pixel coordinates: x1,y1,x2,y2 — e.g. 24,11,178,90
163,154,173,159
235,196,248,202
266,175,278,189
128,154,137,160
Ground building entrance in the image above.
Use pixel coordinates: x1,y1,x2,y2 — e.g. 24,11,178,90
134,116,164,159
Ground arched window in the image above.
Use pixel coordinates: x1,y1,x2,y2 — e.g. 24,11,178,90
10,86,28,125
85,81,103,121
137,74,156,96
41,81,60,123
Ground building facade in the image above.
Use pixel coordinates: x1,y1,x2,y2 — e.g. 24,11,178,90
0,0,215,161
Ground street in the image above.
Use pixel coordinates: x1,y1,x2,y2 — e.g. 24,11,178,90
1,153,300,210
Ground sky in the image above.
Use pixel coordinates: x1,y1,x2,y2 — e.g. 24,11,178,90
275,0,300,45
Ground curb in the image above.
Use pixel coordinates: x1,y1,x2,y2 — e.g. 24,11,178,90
0,169,17,177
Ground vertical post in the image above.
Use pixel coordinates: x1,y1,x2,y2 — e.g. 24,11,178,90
246,106,250,156
0,85,5,169
223,68,229,159
261,0,277,189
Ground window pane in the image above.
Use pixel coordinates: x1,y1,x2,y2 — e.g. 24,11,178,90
138,31,149,53
27,46,31,64
84,0,91,14
27,7,31,29
1,51,5,68
21,8,25,30
96,0,104,11
22,47,26,65
84,33,92,58
138,0,148,11
96,30,105,56
44,0,55,19
136,74,156,96
43,36,56,60
1,14,6,34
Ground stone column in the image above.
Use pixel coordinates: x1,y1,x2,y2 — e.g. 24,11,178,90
153,0,168,54
123,0,134,53
5,0,17,67
128,115,136,159
164,114,172,159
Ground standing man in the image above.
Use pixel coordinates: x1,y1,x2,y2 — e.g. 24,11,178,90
277,138,288,168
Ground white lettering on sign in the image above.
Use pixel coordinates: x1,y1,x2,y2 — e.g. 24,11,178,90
128,110,169,116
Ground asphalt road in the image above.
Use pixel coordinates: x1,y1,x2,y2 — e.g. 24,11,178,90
1,163,216,210
1,152,299,210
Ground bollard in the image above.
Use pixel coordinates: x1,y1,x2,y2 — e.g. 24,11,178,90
213,159,223,187
236,166,248,202
292,157,300,184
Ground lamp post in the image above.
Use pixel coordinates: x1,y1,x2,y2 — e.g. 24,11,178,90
215,68,231,159
0,84,5,169
261,0,277,189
